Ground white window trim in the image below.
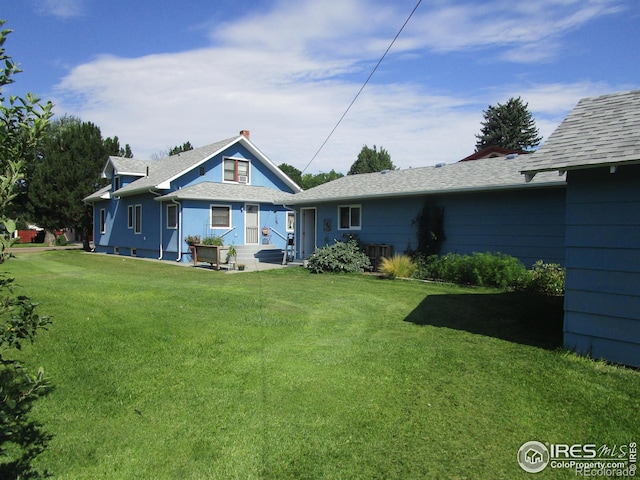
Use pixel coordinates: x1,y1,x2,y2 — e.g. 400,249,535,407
127,205,134,229
286,211,295,232
166,204,178,229
134,204,142,234
210,204,232,229
222,156,250,184
338,204,362,230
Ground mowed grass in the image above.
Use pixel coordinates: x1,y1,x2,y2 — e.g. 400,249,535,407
4,250,640,479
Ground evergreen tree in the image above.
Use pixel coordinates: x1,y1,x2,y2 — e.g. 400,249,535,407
168,141,193,156
475,97,542,152
348,145,395,175
28,116,124,250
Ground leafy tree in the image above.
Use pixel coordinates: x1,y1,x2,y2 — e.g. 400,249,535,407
278,163,302,186
300,169,344,189
0,20,52,478
475,97,542,152
28,116,123,250
348,145,395,175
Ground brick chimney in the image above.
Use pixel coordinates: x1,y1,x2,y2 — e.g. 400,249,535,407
239,130,250,139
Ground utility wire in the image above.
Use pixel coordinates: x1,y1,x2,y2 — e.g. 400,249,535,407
301,0,423,174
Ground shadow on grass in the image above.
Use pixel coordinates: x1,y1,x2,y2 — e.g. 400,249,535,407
404,291,564,350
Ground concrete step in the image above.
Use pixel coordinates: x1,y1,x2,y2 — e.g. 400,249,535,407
232,244,285,264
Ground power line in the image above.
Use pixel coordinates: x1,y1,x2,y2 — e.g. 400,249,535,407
301,0,423,174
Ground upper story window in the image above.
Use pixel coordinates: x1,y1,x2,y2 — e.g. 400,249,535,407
338,205,361,230
224,157,249,183
114,176,121,191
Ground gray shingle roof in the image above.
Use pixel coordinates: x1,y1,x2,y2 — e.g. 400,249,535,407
106,156,153,177
114,137,237,196
83,184,111,203
286,155,565,205
156,182,294,204
522,90,640,176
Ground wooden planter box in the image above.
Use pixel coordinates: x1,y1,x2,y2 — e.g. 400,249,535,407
191,244,229,270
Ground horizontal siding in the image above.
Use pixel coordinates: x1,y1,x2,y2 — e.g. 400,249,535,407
310,187,566,268
440,188,566,266
563,165,640,367
564,331,640,367
565,311,640,345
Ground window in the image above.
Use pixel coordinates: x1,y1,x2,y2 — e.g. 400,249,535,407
338,205,361,230
210,205,231,228
114,176,121,191
223,158,249,183
127,205,134,229
199,166,205,176
167,204,177,229
134,204,142,234
286,211,295,232
100,209,106,234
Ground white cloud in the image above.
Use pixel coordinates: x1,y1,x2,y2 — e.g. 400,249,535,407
36,0,84,19
51,0,631,172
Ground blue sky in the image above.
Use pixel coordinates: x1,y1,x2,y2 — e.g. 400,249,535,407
3,0,639,172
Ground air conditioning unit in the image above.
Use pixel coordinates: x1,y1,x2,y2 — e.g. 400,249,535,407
237,175,248,183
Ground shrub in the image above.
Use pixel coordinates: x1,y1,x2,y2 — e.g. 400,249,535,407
307,239,371,274
379,254,416,279
520,260,565,295
201,236,223,246
414,252,527,289
184,235,201,245
54,235,68,246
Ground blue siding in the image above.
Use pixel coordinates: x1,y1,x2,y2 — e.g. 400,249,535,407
563,165,640,367
301,186,565,268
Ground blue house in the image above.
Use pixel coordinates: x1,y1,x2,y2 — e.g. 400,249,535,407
84,131,301,262
522,89,640,368
286,155,567,267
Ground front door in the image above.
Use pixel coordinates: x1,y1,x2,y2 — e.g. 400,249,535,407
245,204,259,244
301,208,316,257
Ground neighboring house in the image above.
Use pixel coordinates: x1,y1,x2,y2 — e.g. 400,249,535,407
458,145,528,162
522,89,640,368
286,156,567,267
84,131,301,261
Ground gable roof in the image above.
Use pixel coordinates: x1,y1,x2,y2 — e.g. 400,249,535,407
83,184,111,203
103,156,153,178
286,155,565,205
111,135,301,197
156,182,294,204
522,89,640,179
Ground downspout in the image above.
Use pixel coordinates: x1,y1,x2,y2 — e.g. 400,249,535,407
148,189,163,259
171,199,182,262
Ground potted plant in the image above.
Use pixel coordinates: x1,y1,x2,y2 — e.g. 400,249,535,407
227,244,237,262
237,263,246,271
185,235,201,246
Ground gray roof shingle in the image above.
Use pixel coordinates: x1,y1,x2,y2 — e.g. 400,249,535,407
114,137,236,196
156,182,294,204
287,155,565,205
522,90,640,176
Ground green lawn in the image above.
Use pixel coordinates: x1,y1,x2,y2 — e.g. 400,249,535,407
4,250,640,479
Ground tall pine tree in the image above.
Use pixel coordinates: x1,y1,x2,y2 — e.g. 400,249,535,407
475,97,542,152
28,116,130,250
